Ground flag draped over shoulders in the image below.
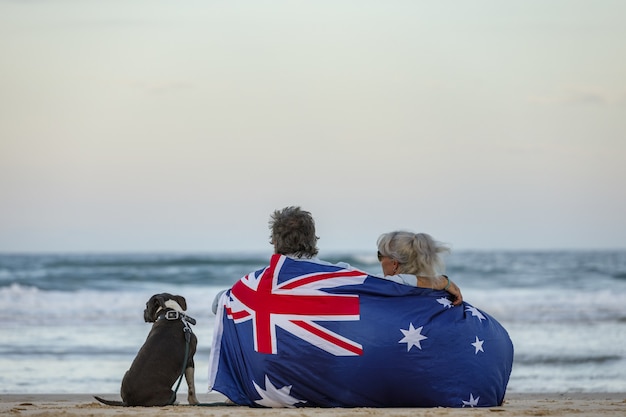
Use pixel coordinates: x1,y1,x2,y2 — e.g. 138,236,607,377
208,254,513,408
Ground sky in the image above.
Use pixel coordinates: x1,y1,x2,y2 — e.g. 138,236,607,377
1,1,625,253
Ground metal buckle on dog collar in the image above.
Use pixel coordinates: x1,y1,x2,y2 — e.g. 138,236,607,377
165,310,180,320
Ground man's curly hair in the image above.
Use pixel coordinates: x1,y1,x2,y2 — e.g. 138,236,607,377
269,206,319,258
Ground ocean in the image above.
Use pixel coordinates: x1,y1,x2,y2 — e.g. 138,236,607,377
1,250,625,394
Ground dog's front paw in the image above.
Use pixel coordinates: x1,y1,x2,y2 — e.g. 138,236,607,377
187,394,200,405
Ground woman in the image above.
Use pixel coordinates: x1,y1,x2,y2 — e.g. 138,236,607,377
377,230,462,305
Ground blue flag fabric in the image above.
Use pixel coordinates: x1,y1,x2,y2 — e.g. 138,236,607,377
208,254,513,408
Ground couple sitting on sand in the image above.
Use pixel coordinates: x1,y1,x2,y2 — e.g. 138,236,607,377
209,206,513,408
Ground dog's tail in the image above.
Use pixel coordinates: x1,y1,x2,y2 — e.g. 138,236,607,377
94,396,126,406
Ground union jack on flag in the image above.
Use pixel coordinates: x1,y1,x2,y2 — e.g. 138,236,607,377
225,255,368,356
208,254,513,408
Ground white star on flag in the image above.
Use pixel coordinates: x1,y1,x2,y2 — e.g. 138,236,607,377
399,323,428,351
436,297,453,308
253,375,304,408
471,336,484,354
462,393,480,407
466,305,486,321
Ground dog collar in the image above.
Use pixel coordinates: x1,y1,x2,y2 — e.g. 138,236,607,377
157,309,197,325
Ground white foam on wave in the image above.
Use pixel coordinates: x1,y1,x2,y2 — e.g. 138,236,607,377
463,286,626,324
0,283,226,326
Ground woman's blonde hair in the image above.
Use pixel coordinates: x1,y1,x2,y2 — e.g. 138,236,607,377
377,231,449,277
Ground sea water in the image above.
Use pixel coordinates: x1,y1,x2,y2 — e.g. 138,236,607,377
1,251,625,394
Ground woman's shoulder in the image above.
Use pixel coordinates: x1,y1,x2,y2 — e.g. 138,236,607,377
376,273,417,287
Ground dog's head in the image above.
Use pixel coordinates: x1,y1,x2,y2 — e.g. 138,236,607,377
144,293,188,322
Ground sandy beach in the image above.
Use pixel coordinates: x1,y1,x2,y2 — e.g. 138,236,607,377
1,393,624,417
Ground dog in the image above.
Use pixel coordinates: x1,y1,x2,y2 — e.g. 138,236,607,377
94,293,199,406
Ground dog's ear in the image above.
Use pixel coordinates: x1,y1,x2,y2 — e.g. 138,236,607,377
144,294,167,322
174,295,187,311
155,295,167,310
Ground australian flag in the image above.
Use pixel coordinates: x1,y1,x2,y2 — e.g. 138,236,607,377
208,254,513,408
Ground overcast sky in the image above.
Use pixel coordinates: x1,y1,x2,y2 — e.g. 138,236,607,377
1,1,625,253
